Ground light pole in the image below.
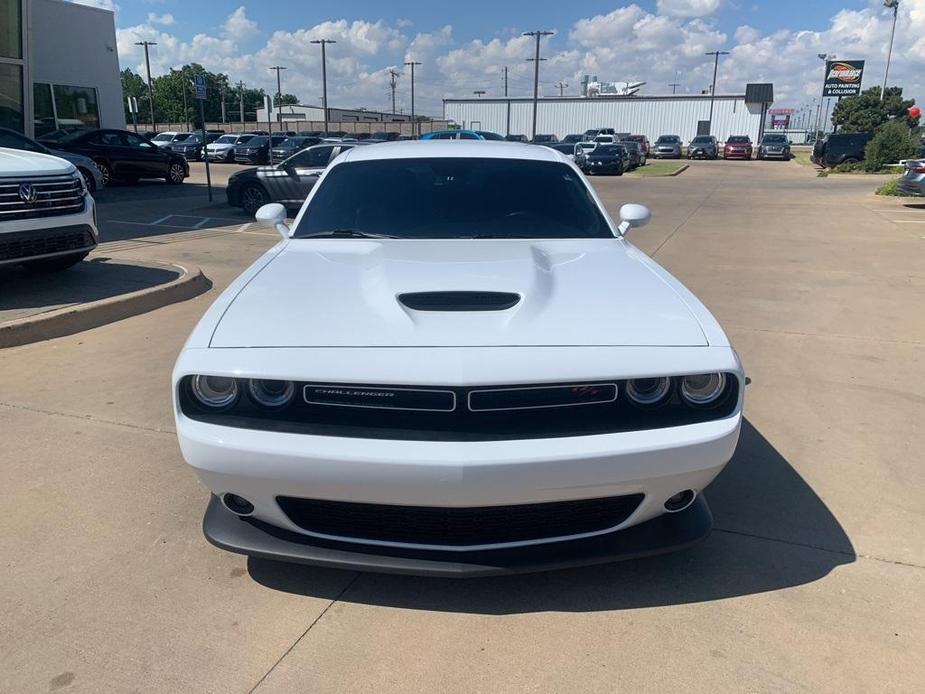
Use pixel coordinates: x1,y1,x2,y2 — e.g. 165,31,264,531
404,60,421,138
669,83,681,94
237,81,245,127
310,39,336,134
135,41,157,131
881,0,899,101
704,50,729,134
269,65,287,130
524,30,554,141
555,81,568,97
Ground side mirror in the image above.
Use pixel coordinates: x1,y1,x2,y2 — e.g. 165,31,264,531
617,203,651,236
255,203,290,240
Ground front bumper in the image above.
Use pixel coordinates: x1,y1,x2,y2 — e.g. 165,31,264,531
0,197,99,265
759,149,789,159
724,151,751,159
655,150,681,158
235,153,263,164
206,149,233,162
203,492,714,577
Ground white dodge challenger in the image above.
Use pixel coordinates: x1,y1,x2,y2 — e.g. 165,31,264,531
173,141,743,577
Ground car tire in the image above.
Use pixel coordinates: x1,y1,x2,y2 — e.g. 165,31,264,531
240,183,269,216
166,162,186,185
843,157,860,165
77,167,97,194
94,160,111,187
22,251,89,273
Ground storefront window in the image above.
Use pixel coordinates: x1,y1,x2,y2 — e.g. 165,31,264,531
52,84,100,131
0,0,23,60
0,63,23,132
33,82,56,137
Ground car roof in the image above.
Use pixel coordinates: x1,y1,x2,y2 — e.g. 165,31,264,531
338,140,563,164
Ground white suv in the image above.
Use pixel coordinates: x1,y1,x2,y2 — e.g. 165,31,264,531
0,147,99,271
206,133,260,163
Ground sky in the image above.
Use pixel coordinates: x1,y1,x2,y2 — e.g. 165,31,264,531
71,0,925,118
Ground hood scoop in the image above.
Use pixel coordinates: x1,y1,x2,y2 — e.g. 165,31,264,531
398,291,521,312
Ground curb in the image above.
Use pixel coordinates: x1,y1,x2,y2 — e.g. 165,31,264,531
668,164,689,177
0,262,212,349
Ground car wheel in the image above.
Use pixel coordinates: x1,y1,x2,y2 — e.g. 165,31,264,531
94,160,111,187
77,167,96,194
166,162,186,184
843,157,860,165
240,183,269,216
224,150,234,163
22,251,89,273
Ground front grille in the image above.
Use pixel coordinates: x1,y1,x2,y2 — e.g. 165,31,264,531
276,494,645,547
0,225,96,262
180,376,739,441
0,176,84,221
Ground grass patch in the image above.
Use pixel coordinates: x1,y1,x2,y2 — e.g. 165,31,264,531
875,178,915,196
791,149,816,167
630,162,688,177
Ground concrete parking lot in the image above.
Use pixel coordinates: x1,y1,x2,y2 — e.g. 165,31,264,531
1,160,922,692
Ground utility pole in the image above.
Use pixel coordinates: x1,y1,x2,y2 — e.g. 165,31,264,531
881,0,899,101
524,30,554,141
181,73,188,131
135,41,157,131
269,65,287,129
310,39,336,134
669,83,681,94
237,81,245,127
555,81,568,97
404,60,421,138
220,85,227,124
503,66,509,96
388,69,400,114
704,50,729,134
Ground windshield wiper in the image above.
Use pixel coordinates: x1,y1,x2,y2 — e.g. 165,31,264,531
302,229,400,239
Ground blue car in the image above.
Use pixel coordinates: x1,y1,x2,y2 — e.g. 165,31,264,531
421,129,504,141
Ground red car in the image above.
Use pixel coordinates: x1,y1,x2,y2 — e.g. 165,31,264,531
625,134,651,155
723,136,753,160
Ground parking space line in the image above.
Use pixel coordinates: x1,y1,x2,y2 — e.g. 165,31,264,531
106,219,195,229
193,218,211,229
892,220,925,224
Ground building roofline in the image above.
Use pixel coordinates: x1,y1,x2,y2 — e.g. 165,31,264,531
443,94,747,104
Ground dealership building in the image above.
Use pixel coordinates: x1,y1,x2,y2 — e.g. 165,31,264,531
1,0,124,138
444,84,774,143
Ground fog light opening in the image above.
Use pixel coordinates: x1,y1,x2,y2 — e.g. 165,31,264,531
664,489,696,513
222,493,255,516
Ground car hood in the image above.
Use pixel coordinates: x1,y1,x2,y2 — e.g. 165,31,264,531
207,143,234,150
0,147,75,176
210,239,708,348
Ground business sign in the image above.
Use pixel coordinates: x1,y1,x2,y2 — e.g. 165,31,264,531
193,74,207,100
823,60,865,97
768,108,794,115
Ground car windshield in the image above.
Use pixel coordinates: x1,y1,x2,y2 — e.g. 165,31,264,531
476,131,505,141
295,158,611,240
174,133,192,142
727,136,750,144
152,134,174,141
215,135,236,144
593,146,620,155
237,135,256,144
657,136,680,143
691,137,713,144
763,135,787,143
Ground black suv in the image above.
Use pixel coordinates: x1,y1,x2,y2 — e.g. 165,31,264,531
812,132,873,168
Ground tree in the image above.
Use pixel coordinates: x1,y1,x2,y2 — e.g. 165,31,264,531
831,86,918,133
275,93,300,107
863,119,922,172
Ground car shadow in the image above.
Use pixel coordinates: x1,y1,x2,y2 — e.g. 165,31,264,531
0,258,180,313
247,419,855,613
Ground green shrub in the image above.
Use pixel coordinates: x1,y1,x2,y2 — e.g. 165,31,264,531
875,178,913,196
831,161,865,173
864,120,921,172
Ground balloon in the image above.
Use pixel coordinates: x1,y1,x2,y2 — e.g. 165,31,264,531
909,106,922,119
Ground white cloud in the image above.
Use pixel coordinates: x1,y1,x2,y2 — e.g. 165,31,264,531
147,12,174,26
657,0,724,19
223,6,257,41
69,0,118,10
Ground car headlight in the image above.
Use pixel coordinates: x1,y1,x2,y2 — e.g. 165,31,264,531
247,379,295,409
626,377,672,407
73,171,87,196
191,375,239,409
680,373,727,407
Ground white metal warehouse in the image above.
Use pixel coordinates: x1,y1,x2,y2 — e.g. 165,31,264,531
444,91,771,144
